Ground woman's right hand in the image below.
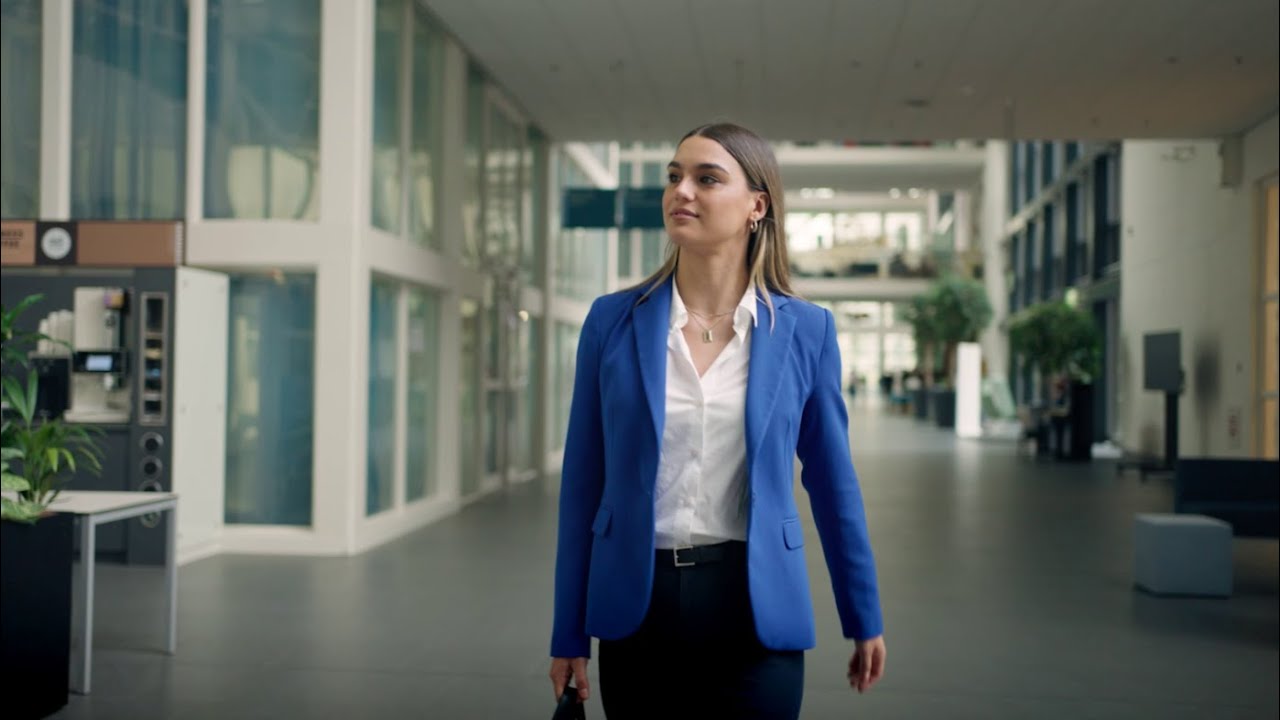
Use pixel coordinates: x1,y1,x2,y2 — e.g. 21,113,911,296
549,657,590,703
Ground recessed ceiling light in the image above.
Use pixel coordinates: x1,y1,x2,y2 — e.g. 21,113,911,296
889,188,902,199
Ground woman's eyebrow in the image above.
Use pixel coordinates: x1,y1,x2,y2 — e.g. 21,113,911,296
667,161,730,173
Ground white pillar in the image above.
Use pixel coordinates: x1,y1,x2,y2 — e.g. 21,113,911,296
39,0,74,219
981,141,1011,380
314,0,374,552
955,342,983,438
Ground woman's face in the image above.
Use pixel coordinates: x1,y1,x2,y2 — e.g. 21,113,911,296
663,135,765,254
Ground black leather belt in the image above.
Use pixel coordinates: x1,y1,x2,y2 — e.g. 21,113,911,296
659,541,746,568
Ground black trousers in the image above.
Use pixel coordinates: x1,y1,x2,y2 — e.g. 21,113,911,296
598,542,804,720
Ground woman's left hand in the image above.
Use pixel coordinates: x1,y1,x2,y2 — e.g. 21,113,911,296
847,635,886,693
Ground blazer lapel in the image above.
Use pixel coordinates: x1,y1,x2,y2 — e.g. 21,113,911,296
745,293,796,473
633,279,671,449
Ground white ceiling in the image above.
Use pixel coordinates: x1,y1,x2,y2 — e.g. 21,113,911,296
422,0,1279,143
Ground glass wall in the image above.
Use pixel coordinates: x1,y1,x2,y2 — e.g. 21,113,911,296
523,127,547,286
461,64,484,265
485,103,523,262
370,0,403,233
370,0,441,245
225,272,315,526
553,321,580,452
0,0,41,218
459,298,480,494
71,0,187,220
408,6,442,249
516,317,540,473
367,279,398,516
405,288,439,501
556,152,608,300
205,0,320,220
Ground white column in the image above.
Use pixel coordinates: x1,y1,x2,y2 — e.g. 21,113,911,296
39,0,74,219
184,0,207,223
955,342,983,438
313,0,374,552
954,190,972,253
981,141,1011,380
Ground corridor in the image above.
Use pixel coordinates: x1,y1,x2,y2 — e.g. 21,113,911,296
57,399,1279,719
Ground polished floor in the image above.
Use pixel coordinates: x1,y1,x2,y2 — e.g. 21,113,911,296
54,398,1278,719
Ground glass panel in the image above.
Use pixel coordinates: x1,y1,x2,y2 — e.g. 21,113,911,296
461,64,484,265
370,0,403,233
885,212,923,253
205,0,320,220
71,0,188,220
641,229,667,276
518,317,540,472
225,272,315,525
459,298,480,494
553,321,580,452
618,232,634,278
523,127,547,286
485,104,522,261
367,279,398,516
483,297,501,476
0,0,41,218
405,287,438,501
409,7,441,248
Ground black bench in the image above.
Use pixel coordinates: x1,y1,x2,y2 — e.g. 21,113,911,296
1174,458,1280,538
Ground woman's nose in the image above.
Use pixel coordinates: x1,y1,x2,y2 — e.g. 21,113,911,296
672,177,695,200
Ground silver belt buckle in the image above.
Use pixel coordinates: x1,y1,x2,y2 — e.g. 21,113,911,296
673,546,695,567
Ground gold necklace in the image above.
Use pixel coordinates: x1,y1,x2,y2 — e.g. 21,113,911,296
686,308,732,343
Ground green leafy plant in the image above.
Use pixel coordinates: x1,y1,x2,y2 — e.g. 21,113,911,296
903,290,942,386
906,275,993,386
1,295,103,523
1007,301,1101,382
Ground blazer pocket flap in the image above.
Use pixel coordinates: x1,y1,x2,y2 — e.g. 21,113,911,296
782,518,804,549
591,506,613,537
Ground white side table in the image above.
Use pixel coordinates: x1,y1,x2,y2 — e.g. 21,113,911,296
48,491,179,694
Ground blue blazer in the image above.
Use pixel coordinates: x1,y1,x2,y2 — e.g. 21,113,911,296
551,279,882,658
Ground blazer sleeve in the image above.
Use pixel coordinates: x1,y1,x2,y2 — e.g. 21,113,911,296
796,308,884,641
550,302,607,658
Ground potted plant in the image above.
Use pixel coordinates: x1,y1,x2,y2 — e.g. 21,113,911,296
902,290,941,420
2,294,103,719
926,275,993,428
1008,301,1101,460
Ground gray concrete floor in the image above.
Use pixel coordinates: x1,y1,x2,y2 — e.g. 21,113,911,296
53,398,1278,719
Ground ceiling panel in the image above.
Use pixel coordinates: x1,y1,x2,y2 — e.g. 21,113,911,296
423,0,1280,142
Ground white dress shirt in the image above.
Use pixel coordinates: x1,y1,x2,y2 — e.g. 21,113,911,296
653,281,758,549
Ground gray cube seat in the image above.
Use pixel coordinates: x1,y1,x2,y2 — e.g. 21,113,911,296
1133,513,1232,597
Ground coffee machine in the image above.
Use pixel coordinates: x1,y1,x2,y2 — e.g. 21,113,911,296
54,287,132,424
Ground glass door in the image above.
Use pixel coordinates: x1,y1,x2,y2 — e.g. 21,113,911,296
479,89,532,488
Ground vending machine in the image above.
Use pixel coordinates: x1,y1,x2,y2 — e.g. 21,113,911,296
1,221,227,565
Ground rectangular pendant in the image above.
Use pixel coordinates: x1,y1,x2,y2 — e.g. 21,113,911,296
701,329,714,343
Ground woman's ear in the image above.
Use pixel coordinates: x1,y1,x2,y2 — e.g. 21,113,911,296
753,191,769,222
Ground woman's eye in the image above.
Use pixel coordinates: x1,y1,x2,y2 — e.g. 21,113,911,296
667,173,679,184
699,175,719,185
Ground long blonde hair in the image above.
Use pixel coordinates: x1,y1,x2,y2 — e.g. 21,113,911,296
636,123,794,328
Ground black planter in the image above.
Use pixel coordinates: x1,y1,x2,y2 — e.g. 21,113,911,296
1066,383,1095,461
912,388,930,420
2,512,75,720
934,389,956,428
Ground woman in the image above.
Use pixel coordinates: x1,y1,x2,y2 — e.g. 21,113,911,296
549,123,886,719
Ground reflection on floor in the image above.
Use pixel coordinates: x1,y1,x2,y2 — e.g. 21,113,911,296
54,397,1278,719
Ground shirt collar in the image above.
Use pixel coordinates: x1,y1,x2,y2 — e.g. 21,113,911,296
669,280,759,335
